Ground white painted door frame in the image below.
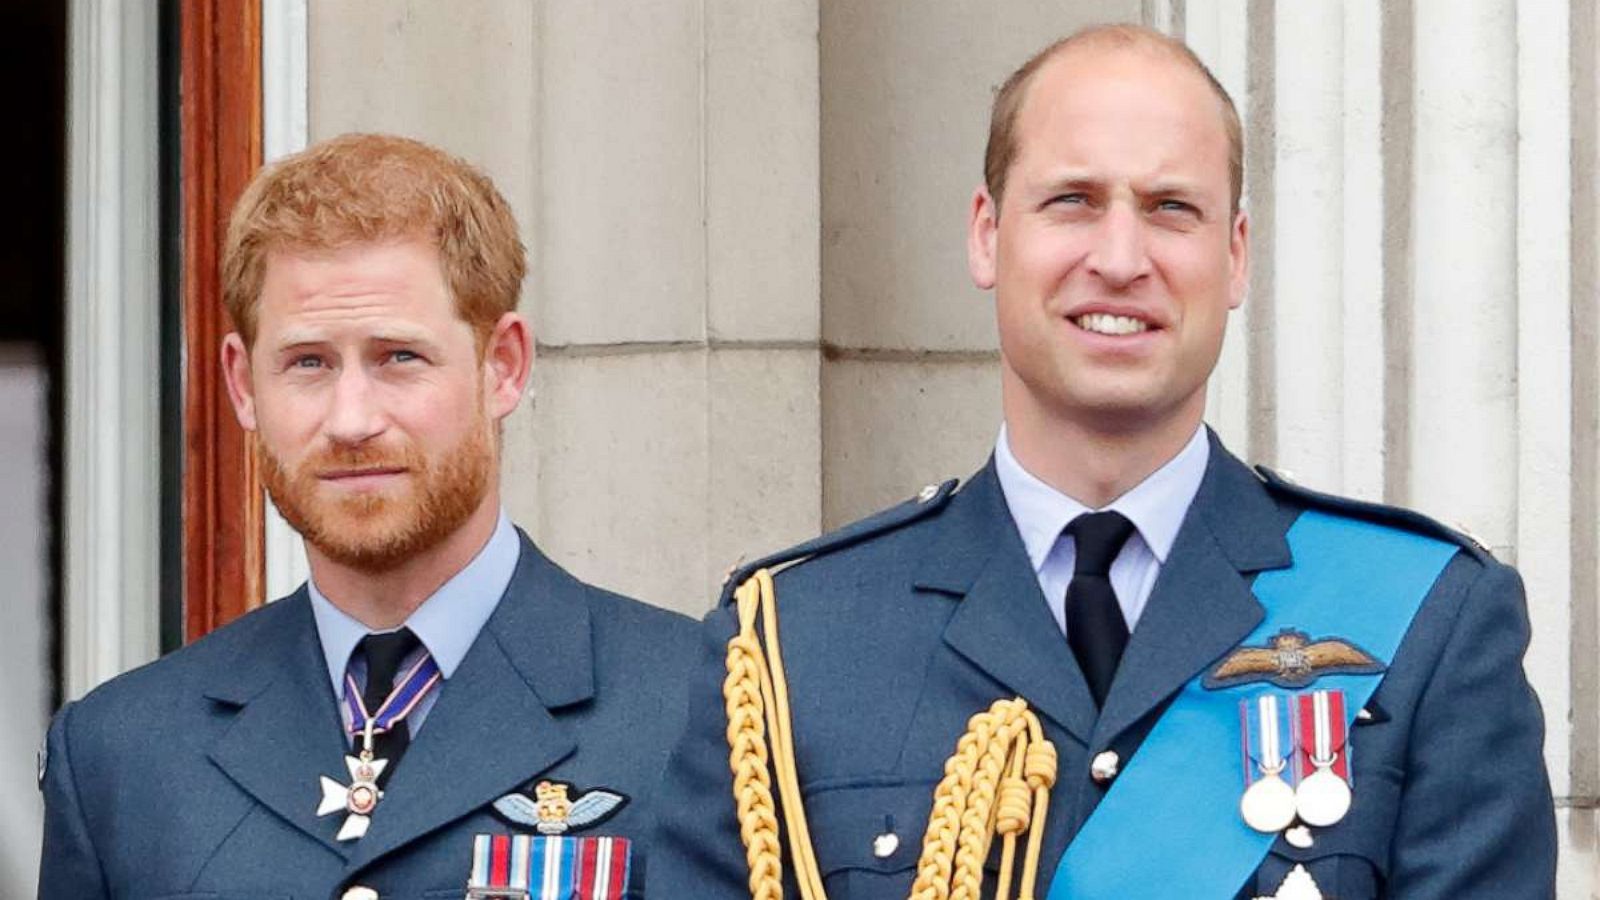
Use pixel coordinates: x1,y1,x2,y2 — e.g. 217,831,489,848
63,0,161,698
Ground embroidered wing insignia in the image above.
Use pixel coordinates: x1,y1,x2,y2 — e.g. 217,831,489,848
1204,628,1384,690
491,780,630,835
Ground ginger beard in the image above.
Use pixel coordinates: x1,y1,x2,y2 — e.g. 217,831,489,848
258,407,495,574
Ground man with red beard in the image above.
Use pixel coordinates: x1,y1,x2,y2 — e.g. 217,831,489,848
38,134,694,900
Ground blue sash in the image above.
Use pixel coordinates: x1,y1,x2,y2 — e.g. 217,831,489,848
1045,510,1458,899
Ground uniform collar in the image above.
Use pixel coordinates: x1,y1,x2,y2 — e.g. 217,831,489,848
994,422,1209,571
307,510,521,698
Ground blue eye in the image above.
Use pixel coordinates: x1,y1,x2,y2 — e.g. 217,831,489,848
291,355,324,369
389,349,420,363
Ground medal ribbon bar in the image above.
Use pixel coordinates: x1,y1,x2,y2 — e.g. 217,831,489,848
467,834,632,900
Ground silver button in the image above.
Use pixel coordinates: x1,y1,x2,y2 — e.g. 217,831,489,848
1285,824,1315,849
1090,750,1120,783
341,887,379,900
916,483,939,503
872,831,900,858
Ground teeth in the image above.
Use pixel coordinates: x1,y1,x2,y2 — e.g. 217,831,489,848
1074,313,1150,335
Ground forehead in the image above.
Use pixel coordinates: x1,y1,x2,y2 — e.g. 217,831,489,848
1010,45,1231,187
256,238,460,337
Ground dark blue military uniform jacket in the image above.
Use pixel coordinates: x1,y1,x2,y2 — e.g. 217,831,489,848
649,434,1556,899
39,532,696,899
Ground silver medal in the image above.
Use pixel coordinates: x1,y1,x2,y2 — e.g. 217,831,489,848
1294,691,1352,827
1240,771,1298,833
1295,766,1351,827
1241,695,1297,833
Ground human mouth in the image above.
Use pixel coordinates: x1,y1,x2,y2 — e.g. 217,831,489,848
1071,312,1152,336
319,467,407,488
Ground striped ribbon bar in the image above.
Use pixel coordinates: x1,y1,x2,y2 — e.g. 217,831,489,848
467,833,632,900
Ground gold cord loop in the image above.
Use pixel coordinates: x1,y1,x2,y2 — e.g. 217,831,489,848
723,571,1060,900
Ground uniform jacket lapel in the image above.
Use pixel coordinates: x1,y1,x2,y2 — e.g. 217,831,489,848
345,534,591,875
1092,432,1295,746
916,434,1298,753
918,462,1100,747
205,588,354,860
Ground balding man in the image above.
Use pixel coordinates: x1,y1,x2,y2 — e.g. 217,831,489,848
648,25,1554,900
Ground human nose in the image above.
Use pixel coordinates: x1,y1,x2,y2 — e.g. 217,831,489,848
323,365,387,446
1085,202,1152,289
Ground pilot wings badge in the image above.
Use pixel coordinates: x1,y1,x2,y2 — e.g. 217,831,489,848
1204,628,1384,690
492,780,629,835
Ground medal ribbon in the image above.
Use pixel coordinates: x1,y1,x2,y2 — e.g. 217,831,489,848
343,651,442,738
1295,689,1350,781
1242,694,1294,784
1046,510,1458,900
467,834,632,900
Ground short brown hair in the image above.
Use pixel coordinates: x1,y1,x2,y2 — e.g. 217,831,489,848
222,133,527,347
983,24,1244,213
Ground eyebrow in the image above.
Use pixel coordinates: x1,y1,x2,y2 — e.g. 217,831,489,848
1036,173,1106,194
1034,170,1210,197
269,330,441,353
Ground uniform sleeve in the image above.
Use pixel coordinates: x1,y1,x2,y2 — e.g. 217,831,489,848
1387,560,1557,898
645,608,761,899
38,701,111,899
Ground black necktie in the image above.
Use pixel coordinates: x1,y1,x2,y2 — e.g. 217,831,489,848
354,628,421,785
1065,511,1136,708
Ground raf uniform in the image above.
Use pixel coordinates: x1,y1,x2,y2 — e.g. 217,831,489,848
40,516,695,899
648,429,1556,899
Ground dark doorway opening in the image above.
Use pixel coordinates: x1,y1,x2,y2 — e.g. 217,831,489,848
0,0,67,894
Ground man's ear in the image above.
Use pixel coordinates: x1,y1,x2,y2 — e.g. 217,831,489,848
483,312,534,420
1228,209,1250,310
220,332,258,431
967,186,1000,290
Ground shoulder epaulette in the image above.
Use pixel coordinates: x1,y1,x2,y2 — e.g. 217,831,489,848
718,478,960,606
1254,465,1494,561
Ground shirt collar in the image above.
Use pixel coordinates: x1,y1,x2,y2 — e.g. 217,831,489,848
994,423,1209,572
308,511,522,698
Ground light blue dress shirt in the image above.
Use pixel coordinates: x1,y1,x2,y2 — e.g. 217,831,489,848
308,510,521,737
994,424,1209,635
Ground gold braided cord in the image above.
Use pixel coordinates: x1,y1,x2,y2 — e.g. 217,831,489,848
908,700,1057,900
725,570,827,900
723,570,1060,900
724,578,783,900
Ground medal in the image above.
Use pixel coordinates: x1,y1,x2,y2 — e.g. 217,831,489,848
314,651,442,841
317,722,389,841
1293,690,1352,827
1239,694,1297,833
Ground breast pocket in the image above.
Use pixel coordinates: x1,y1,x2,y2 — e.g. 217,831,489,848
1244,764,1402,900
804,779,936,897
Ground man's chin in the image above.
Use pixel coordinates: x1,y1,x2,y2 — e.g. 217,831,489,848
308,527,430,574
